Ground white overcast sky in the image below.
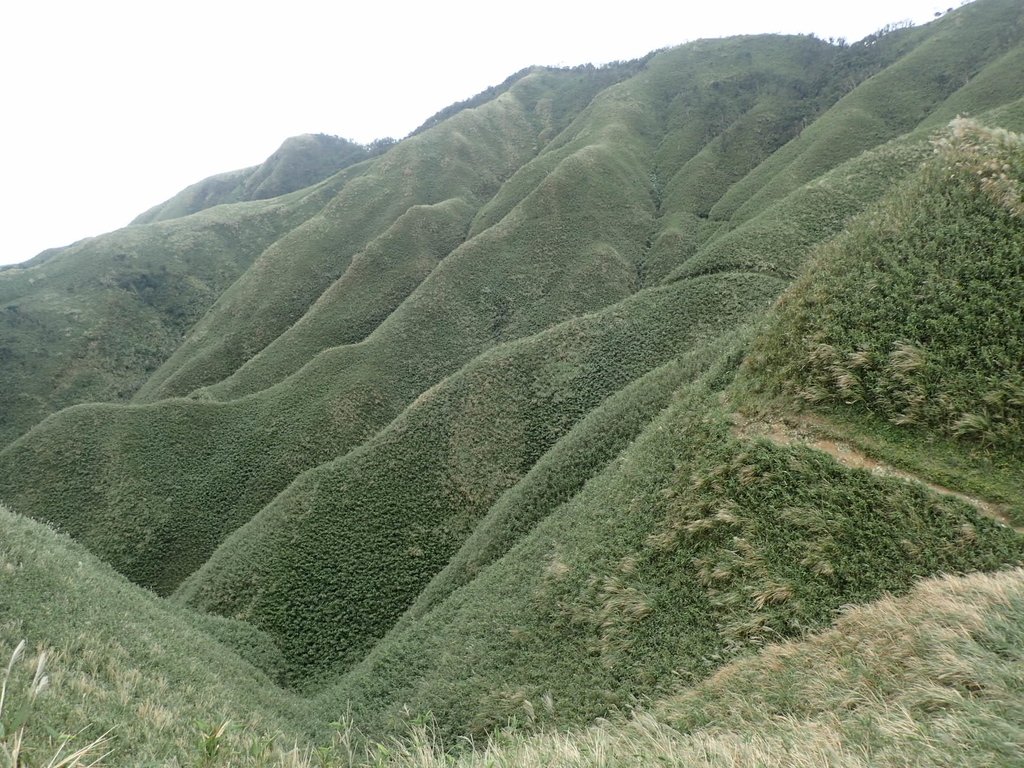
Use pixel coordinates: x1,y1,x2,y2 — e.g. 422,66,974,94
0,0,963,266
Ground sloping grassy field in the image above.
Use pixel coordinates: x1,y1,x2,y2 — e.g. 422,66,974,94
742,117,1024,522
0,504,312,766
0,174,351,446
1,2,1022,765
314,373,1021,741
4,500,1019,766
364,567,1024,768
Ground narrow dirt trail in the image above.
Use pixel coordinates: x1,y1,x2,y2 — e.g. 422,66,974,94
731,412,1022,534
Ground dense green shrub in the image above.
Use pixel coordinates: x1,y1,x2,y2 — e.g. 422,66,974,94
0,5,1022,760
746,119,1024,457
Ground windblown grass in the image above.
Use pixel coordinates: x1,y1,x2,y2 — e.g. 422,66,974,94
743,118,1024,522
0,641,110,767
344,568,1024,768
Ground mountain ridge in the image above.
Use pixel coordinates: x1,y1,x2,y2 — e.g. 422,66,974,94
130,133,373,225
1,2,1022,764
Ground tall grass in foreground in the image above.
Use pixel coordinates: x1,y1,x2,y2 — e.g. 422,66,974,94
80,567,1014,766
0,641,108,767
306,568,1023,767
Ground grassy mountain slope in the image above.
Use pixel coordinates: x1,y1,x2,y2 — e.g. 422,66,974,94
133,68,622,402
143,36,864,403
0,36,830,594
742,118,1024,520
0,3,1022,764
668,1,1024,285
191,197,477,397
176,271,784,683
199,115,653,400
0,32,923,581
301,111,1024,741
315,375,1020,740
706,0,1023,228
914,42,1024,131
318,107,1023,742
401,356,689,623
4,495,1018,766
470,36,842,283
0,67,664,596
408,62,651,140
0,505,313,766
130,133,370,224
662,133,931,282
371,567,1024,768
0,174,349,447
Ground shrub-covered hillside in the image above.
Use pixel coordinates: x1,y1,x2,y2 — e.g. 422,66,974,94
130,133,372,225
743,117,1024,523
1,1,1022,764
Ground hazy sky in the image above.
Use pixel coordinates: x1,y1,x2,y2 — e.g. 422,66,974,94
1,0,962,266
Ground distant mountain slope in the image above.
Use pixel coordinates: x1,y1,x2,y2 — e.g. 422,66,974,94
176,270,785,681
0,33,867,594
0,174,349,446
704,0,1022,227
132,64,647,402
199,34,822,403
0,1,1022,763
6,4,1018,445
130,133,370,224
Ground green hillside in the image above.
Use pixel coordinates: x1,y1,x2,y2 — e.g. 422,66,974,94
176,272,785,683
0,175,348,446
1,1,1023,765
316,373,1020,740
742,117,1024,520
130,133,371,224
356,567,1024,768
0,504,313,766
4,500,1018,766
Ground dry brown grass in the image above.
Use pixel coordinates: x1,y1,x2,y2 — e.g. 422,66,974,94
342,568,1024,768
